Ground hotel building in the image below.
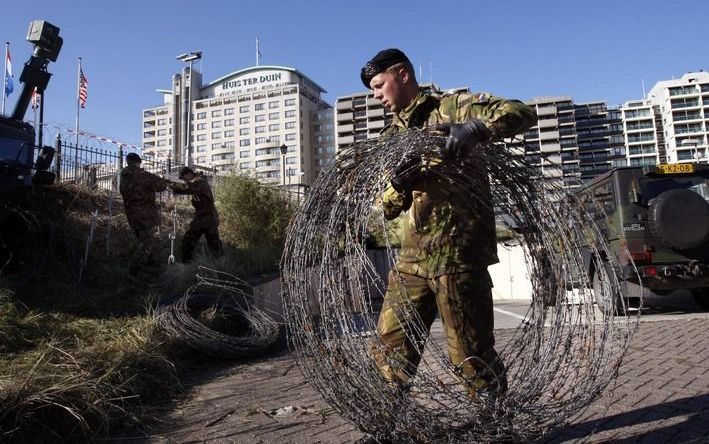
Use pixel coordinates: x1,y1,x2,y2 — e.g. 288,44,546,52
142,64,333,186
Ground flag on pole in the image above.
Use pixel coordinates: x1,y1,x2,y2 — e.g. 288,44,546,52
78,68,88,108
31,87,40,110
256,35,261,66
4,48,12,97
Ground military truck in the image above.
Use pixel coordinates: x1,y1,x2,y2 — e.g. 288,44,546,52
0,20,63,195
577,163,709,310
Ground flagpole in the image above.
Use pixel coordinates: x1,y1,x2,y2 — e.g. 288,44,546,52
74,57,82,171
256,36,260,66
2,42,8,115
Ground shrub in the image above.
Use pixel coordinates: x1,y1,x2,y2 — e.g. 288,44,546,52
214,173,294,249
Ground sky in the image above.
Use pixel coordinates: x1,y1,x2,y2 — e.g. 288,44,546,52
1,0,707,149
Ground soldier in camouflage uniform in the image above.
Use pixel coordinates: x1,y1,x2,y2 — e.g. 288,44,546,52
361,49,537,398
119,153,169,275
171,167,221,262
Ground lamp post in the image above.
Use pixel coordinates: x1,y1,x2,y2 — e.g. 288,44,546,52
176,50,202,167
279,144,288,186
681,139,701,163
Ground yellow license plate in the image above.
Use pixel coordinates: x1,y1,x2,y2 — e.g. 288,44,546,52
657,163,694,174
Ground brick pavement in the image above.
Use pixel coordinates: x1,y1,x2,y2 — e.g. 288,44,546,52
135,317,708,443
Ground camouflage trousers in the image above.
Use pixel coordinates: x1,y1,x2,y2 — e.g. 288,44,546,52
371,268,507,395
182,217,222,262
130,223,161,275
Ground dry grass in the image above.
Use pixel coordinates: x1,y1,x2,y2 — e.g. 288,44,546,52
0,182,285,441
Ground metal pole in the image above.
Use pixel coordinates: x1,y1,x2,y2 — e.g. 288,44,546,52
75,58,81,156
2,42,9,116
186,60,193,167
281,153,286,186
55,133,62,181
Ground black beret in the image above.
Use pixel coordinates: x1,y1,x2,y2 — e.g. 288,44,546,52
126,152,141,162
360,48,411,88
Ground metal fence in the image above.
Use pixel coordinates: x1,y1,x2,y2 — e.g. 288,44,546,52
49,135,216,193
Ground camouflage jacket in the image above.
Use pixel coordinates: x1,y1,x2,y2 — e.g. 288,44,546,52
172,173,219,226
119,165,168,228
381,90,536,278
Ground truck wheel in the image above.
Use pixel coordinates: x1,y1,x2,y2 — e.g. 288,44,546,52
593,268,628,315
693,288,709,309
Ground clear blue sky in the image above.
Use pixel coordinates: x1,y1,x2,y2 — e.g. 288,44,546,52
1,0,706,149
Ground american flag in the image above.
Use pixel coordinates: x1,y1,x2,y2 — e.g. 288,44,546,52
78,68,88,108
30,87,40,110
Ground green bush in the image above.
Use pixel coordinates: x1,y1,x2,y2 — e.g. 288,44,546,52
215,173,294,249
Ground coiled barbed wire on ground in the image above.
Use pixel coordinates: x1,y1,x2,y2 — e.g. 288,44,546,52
281,128,640,443
156,268,280,358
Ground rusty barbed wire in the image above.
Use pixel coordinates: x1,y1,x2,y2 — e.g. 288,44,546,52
156,267,280,358
281,128,640,443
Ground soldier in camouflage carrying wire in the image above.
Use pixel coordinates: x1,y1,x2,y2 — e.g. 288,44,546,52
360,48,537,402
170,167,222,262
119,152,170,276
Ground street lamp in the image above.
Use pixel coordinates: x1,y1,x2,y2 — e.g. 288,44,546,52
279,144,288,185
681,139,702,163
176,50,202,167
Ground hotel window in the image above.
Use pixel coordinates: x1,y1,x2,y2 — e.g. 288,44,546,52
240,128,250,135
269,101,279,109
285,98,296,106
239,105,250,112
239,139,250,147
255,137,268,144
212,132,222,139
196,134,206,141
224,119,234,127
196,112,207,119
196,123,206,130
211,110,222,118
285,110,296,118
224,107,235,115
255,126,266,133
285,133,296,141
269,112,279,120
239,116,250,124
196,145,207,152
255,114,266,122
212,121,222,128
224,130,235,137
255,103,265,111
239,150,250,158
269,123,280,131
157,118,167,125
285,121,296,129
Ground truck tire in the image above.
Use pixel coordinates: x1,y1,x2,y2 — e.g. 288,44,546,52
693,288,709,310
649,188,709,250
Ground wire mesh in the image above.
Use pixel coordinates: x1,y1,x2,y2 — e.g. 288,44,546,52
281,128,639,442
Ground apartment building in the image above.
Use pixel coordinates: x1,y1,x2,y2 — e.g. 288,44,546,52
619,99,664,167
647,71,709,164
142,64,333,186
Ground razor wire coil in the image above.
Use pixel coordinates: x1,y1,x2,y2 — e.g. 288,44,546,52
281,128,640,443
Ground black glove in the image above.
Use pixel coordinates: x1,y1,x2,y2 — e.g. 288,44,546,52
442,119,491,160
390,155,422,194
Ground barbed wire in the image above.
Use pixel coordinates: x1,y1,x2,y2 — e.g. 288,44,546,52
156,267,280,358
281,128,640,443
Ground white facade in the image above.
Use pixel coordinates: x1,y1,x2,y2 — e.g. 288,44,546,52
620,99,663,167
142,65,332,186
647,71,709,164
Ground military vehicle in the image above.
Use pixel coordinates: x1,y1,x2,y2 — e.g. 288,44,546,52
577,163,709,310
0,20,63,194
1,21,62,274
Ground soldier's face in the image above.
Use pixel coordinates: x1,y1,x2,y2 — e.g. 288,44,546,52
370,70,408,113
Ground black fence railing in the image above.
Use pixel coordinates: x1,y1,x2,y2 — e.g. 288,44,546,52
50,135,216,193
